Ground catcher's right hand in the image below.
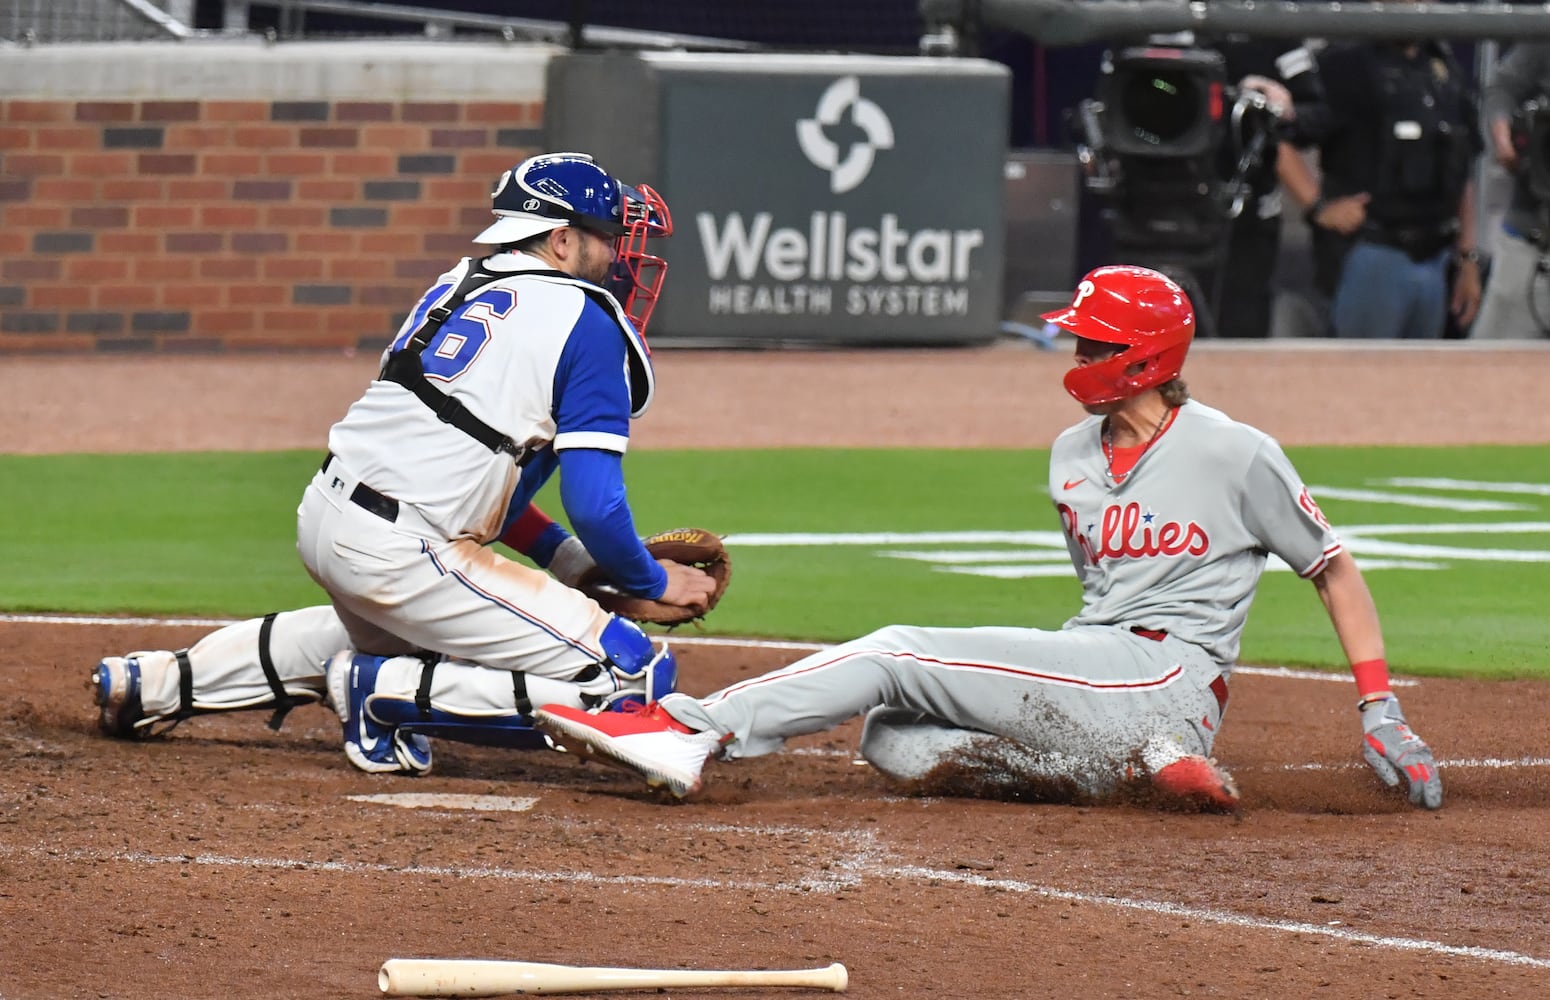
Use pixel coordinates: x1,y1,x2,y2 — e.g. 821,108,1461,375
576,528,731,626
1360,695,1442,810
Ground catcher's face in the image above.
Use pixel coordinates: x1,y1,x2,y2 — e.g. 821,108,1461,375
572,226,618,286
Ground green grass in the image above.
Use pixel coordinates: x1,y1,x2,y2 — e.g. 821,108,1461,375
2,447,1547,678
2,452,321,614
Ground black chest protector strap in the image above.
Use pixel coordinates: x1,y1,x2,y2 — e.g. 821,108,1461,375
379,257,534,462
381,260,637,458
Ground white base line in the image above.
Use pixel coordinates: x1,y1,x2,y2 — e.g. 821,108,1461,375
8,842,1544,972
887,865,1550,970
0,614,1416,686
790,746,1549,770
3,613,243,627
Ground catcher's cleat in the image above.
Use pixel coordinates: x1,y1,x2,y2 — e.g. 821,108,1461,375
1152,755,1241,813
534,702,725,798
325,650,433,776
91,656,147,739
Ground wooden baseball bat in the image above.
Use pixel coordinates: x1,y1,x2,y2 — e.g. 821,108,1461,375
378,958,848,996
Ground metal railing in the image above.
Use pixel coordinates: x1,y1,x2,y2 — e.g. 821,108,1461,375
0,0,758,50
922,0,1550,47
248,0,762,50
0,0,193,43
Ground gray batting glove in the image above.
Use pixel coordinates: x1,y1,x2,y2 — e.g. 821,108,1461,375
1360,695,1443,810
547,535,597,589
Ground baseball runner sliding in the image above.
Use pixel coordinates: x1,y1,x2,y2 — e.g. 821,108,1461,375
536,265,1444,812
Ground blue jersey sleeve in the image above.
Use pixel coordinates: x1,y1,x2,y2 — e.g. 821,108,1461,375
552,299,633,452
558,447,668,597
550,298,664,597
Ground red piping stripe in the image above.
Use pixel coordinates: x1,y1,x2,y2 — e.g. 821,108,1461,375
703,647,1185,706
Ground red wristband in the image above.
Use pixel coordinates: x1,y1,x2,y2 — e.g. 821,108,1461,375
1351,658,1391,700
499,504,555,557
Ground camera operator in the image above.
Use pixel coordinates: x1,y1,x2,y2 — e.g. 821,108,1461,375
1279,26,1483,339
1203,37,1306,338
1471,42,1550,339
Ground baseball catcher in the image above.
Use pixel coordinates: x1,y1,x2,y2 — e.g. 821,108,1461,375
90,151,725,776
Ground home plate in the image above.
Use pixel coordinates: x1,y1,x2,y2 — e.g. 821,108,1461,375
346,793,539,812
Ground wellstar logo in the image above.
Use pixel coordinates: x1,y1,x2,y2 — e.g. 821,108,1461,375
796,76,895,194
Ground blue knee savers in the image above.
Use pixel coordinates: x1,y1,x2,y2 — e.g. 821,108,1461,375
600,616,678,704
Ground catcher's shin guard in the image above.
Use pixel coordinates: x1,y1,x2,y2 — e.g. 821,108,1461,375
91,649,273,739
376,706,552,750
92,610,336,739
364,646,677,753
595,616,678,709
374,657,552,752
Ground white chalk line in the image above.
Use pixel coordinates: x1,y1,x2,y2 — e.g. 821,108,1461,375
0,613,1418,686
887,866,1550,970
4,613,243,627
782,745,1548,771
10,837,1547,972
13,822,884,896
1280,757,1550,771
345,792,538,812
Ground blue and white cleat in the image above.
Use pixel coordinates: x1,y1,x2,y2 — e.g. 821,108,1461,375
91,655,147,739
324,650,432,776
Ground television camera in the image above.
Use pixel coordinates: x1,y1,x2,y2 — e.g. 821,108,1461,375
1073,42,1290,332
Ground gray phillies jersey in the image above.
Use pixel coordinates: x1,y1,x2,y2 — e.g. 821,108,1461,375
1049,400,1342,666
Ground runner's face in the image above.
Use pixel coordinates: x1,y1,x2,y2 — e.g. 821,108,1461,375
1072,337,1141,416
1072,336,1122,365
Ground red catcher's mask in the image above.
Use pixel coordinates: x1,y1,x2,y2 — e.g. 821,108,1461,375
605,183,672,338
1041,265,1195,406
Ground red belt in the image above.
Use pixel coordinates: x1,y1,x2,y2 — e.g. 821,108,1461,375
1130,626,1168,642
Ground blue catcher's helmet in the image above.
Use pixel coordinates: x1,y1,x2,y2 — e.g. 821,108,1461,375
475,151,674,336
475,152,633,243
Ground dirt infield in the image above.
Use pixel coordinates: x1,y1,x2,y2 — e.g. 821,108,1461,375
5,340,1550,454
4,342,1550,999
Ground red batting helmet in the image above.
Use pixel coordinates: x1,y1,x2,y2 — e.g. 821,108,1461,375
1040,265,1195,406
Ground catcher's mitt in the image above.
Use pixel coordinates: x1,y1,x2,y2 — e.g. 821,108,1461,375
577,527,731,626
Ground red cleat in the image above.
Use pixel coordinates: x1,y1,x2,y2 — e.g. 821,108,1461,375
1152,755,1241,813
534,702,725,798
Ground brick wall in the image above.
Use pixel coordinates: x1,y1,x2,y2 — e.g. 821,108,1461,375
0,96,543,353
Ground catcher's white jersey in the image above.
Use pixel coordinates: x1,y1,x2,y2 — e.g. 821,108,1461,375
1050,400,1341,666
326,251,653,544
116,252,667,734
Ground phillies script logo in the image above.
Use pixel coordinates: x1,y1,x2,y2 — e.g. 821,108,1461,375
1297,486,1331,530
1057,502,1210,565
